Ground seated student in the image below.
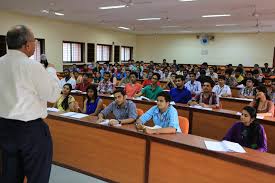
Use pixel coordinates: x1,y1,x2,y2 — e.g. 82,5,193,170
163,72,176,90
136,91,181,134
239,71,259,87
170,75,192,104
135,73,163,100
234,68,244,84
196,70,212,85
249,85,274,117
53,83,76,112
76,85,103,116
75,73,91,92
73,71,83,84
97,88,137,125
239,78,256,99
253,70,264,83
97,72,115,94
93,71,102,84
142,71,161,87
212,75,232,97
188,79,220,108
223,106,267,152
270,79,275,103
125,72,143,98
118,69,131,86
225,71,238,87
253,64,263,74
262,63,271,76
60,69,76,89
206,67,218,82
185,72,202,96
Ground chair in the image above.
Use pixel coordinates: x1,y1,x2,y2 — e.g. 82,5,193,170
178,116,189,134
136,108,144,117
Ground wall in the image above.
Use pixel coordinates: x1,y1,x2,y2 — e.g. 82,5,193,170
136,33,275,67
0,11,137,71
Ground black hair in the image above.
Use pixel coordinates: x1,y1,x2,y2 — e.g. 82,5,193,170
61,83,72,111
200,70,206,75
203,79,215,88
242,106,262,149
152,73,161,80
234,68,242,73
130,72,138,78
189,72,196,76
252,70,259,75
6,25,33,49
157,91,171,102
218,75,226,80
113,88,126,96
254,85,271,111
86,85,98,104
175,75,185,81
104,72,111,77
170,72,177,76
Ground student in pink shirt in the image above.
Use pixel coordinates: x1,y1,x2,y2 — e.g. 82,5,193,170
125,72,143,98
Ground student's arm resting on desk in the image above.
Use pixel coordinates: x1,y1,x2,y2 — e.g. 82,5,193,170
109,102,137,126
96,102,113,123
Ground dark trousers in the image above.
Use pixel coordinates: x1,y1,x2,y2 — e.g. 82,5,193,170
0,118,53,183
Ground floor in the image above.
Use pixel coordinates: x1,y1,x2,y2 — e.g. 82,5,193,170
49,165,107,183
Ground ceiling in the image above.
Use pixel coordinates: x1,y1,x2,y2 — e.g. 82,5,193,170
1,0,275,34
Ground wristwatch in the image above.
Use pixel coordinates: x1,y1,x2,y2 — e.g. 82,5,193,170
118,120,122,124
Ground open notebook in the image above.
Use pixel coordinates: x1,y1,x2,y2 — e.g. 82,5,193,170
204,140,246,153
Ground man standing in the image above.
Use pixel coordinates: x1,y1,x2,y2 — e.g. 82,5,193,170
0,25,60,183
170,75,192,104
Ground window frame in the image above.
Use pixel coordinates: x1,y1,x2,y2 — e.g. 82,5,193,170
96,44,112,63
62,41,85,63
121,46,133,62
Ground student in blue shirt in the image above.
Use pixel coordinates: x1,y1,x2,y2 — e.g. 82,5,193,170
136,91,181,134
170,75,192,104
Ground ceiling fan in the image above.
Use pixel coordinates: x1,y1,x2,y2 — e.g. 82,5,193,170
117,0,152,7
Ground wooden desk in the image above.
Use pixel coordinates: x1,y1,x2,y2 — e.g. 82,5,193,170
220,97,252,112
45,113,275,183
231,87,241,97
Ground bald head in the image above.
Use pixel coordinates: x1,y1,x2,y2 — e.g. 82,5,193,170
6,25,34,50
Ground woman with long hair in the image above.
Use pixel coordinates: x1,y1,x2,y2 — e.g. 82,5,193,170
53,83,76,112
223,106,267,152
76,85,103,116
249,85,274,117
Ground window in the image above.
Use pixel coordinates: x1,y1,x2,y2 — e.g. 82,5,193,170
114,45,120,63
121,46,133,62
63,41,84,63
30,39,45,61
97,44,111,62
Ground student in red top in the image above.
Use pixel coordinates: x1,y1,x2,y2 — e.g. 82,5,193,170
75,73,91,92
142,71,160,87
125,72,143,98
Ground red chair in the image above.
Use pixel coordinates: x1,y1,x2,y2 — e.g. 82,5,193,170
136,108,144,117
178,116,189,134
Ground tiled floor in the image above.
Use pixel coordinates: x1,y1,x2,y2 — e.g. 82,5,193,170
49,165,107,183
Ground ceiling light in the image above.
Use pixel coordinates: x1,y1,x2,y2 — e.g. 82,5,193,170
161,25,181,28
41,10,49,14
202,14,231,18
99,5,127,10
118,26,130,30
179,0,197,2
54,12,64,16
137,18,161,21
180,30,192,33
216,24,238,27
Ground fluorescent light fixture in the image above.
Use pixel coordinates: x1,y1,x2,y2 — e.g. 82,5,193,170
180,30,193,33
118,26,130,30
179,0,197,2
137,18,161,21
216,24,238,27
161,25,181,28
54,12,64,16
99,5,126,10
202,14,231,18
41,10,49,13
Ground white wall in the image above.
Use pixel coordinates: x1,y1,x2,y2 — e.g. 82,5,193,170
0,11,137,71
136,33,275,67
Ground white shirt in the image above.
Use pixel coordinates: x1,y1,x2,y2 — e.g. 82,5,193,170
60,77,76,89
206,72,218,80
185,80,202,95
0,50,61,122
212,84,232,97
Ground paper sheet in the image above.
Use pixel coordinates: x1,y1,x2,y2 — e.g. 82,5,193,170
47,108,59,112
